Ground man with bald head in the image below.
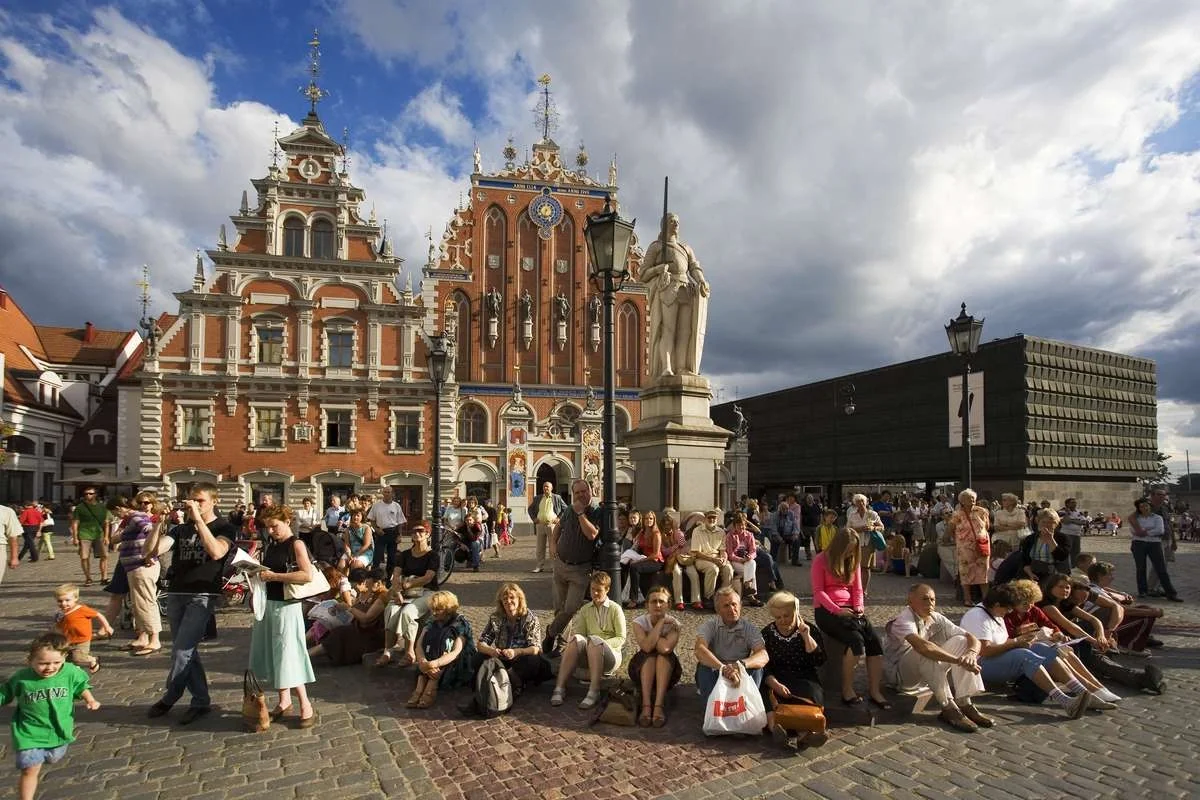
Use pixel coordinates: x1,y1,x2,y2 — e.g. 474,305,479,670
884,583,990,732
528,480,567,573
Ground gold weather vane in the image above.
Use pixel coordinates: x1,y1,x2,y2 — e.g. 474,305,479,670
532,73,559,143
301,29,329,114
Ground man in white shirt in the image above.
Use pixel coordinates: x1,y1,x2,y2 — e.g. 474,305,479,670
884,584,987,731
0,503,21,583
367,487,407,577
528,481,566,573
324,495,344,532
1057,498,1088,564
685,509,733,608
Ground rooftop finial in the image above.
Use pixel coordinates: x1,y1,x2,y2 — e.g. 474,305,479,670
300,29,329,115
426,226,435,266
341,126,351,173
193,250,206,292
137,264,159,355
270,120,281,168
609,154,618,186
532,73,559,143
502,135,517,169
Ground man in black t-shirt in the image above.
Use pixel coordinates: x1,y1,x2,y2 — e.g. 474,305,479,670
144,482,234,725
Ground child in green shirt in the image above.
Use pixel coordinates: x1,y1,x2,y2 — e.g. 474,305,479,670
0,634,100,800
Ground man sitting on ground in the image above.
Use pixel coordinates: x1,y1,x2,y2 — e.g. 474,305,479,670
884,584,989,732
693,588,769,705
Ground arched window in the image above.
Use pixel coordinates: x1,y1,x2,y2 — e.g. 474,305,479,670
4,435,35,455
614,406,630,446
485,206,505,271
616,302,640,385
457,404,487,444
282,216,305,257
452,292,471,382
311,218,335,259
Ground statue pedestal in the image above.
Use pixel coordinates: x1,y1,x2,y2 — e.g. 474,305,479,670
624,375,732,517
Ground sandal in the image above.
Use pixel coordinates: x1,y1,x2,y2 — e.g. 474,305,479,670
405,687,423,708
416,683,438,709
374,650,394,668
132,646,162,657
639,705,653,728
269,705,293,721
87,660,101,674
868,696,893,711
651,705,666,728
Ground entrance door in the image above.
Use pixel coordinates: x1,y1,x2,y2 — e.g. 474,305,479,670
250,483,285,508
390,485,423,525
321,484,356,511
534,464,562,500
465,482,491,504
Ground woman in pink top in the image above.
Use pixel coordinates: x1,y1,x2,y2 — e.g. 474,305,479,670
811,528,890,709
724,512,763,607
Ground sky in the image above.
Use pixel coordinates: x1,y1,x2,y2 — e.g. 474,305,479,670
1,1,1199,476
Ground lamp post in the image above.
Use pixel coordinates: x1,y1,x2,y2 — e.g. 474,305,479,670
831,382,856,518
584,196,636,592
945,302,984,490
426,332,452,583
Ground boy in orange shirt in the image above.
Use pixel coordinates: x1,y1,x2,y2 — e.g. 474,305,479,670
52,584,112,673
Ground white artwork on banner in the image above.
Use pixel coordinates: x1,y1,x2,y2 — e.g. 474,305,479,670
948,371,985,447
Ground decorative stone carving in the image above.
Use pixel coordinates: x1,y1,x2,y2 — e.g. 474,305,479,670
642,212,709,379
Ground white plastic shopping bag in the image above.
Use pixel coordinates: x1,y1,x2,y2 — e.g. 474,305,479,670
702,663,767,736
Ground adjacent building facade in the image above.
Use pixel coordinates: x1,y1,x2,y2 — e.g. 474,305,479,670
713,335,1158,513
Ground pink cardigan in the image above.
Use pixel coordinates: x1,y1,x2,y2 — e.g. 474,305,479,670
811,552,864,614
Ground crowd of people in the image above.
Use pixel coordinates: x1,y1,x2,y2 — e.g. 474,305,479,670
0,480,1187,799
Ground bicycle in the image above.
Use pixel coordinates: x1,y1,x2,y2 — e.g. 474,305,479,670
434,523,458,585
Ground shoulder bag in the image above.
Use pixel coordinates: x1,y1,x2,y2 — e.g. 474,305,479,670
242,670,270,732
283,540,332,600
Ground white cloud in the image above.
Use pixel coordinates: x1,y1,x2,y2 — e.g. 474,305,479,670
3,1,1200,463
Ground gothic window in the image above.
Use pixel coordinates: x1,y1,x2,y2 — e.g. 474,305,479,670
485,206,505,270
328,331,353,367
554,214,574,276
452,291,471,382
283,216,305,257
257,327,283,364
311,218,335,259
457,403,487,444
616,302,640,384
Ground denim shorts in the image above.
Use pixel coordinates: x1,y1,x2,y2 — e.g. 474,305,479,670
16,744,69,769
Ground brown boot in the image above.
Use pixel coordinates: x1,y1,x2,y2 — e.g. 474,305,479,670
939,705,978,732
959,703,994,728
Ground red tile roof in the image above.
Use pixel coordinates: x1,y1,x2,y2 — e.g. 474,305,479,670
35,325,134,366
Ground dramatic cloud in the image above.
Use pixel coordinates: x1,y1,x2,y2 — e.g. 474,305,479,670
2,2,1199,472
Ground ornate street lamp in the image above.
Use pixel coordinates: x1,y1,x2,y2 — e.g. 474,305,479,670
945,302,984,489
426,332,452,583
584,195,636,591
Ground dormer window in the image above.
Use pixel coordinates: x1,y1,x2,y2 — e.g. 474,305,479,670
312,218,335,259
283,217,305,257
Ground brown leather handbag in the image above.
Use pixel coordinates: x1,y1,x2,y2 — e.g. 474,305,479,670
242,670,270,733
773,701,826,734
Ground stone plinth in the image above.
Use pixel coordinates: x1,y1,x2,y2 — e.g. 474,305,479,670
625,375,732,516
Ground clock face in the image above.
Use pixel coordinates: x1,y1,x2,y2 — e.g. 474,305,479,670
528,191,563,228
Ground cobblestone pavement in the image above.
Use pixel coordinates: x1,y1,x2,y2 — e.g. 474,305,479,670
0,534,1196,799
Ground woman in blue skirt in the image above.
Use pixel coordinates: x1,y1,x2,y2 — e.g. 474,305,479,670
252,505,317,728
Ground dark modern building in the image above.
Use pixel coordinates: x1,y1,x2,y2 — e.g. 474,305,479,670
712,335,1158,512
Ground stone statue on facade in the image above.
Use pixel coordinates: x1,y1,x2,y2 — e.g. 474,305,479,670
520,289,534,323
554,292,571,321
641,211,709,379
485,286,502,319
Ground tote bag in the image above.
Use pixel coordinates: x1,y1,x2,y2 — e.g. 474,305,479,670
702,663,767,736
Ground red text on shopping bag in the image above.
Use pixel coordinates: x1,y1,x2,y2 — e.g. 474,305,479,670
711,697,747,718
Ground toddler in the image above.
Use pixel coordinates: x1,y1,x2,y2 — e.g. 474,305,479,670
0,634,100,800
987,539,1013,584
52,584,113,673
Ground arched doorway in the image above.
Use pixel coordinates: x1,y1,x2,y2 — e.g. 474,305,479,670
535,463,562,501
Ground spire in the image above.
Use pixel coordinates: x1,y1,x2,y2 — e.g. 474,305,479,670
300,29,329,120
532,73,559,143
193,250,205,292
217,223,228,252
239,190,249,215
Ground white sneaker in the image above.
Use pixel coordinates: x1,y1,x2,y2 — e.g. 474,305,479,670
1088,694,1117,711
550,688,565,706
531,566,544,574
1063,693,1091,719
1094,688,1122,703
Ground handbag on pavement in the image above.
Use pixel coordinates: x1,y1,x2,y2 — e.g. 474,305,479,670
242,670,270,733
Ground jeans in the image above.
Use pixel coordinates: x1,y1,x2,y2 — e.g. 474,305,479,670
979,645,1057,684
161,594,216,709
371,528,400,577
467,539,482,568
696,664,763,705
1131,539,1176,597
